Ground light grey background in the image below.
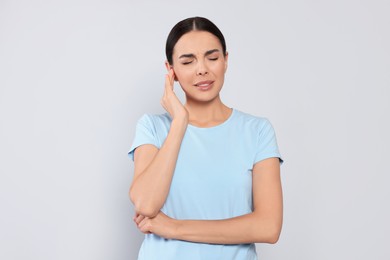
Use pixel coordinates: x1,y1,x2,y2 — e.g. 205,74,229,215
1,0,389,259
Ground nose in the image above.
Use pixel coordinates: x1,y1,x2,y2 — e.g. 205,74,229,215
196,61,208,76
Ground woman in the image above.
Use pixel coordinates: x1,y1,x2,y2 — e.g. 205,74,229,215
128,16,283,260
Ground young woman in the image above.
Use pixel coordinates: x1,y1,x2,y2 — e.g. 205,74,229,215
128,17,284,260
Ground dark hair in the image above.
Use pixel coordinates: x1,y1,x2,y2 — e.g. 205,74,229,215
165,17,227,65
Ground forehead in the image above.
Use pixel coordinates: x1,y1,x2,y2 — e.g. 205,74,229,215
173,31,222,56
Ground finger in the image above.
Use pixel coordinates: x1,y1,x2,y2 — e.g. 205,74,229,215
169,69,175,85
165,70,174,91
172,68,177,82
138,216,148,227
134,214,145,225
138,217,151,232
137,220,150,234
164,74,172,91
163,75,171,97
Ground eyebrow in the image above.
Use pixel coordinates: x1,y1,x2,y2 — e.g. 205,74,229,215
178,49,220,59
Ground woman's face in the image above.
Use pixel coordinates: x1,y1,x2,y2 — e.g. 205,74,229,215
169,30,228,103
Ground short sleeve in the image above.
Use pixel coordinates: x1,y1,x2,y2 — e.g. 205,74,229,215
127,114,159,161
253,119,284,165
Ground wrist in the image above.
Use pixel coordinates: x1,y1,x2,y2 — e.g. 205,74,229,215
171,117,188,132
170,218,181,240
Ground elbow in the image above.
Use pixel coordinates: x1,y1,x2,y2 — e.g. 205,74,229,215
266,223,282,244
255,228,281,244
134,204,160,218
266,229,281,244
129,187,160,218
253,219,282,244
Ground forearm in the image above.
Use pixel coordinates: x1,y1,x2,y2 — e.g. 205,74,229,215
130,119,187,217
134,157,283,244
173,212,282,244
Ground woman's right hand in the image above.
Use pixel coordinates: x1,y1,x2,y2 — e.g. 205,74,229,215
161,69,189,123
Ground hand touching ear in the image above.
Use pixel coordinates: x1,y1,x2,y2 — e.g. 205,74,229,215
165,61,178,81
160,69,188,122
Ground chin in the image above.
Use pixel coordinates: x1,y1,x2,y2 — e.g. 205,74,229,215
185,92,221,103
184,84,223,100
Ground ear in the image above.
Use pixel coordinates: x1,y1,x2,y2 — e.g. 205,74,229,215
165,60,178,81
224,52,229,72
164,60,171,72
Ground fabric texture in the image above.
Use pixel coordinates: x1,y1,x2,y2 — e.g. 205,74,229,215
128,108,283,260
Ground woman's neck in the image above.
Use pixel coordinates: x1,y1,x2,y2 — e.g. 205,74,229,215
184,96,232,127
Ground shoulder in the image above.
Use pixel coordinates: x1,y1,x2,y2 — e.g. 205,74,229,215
232,109,273,130
138,113,172,133
137,112,172,128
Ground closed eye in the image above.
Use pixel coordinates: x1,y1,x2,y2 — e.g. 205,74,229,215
182,61,193,65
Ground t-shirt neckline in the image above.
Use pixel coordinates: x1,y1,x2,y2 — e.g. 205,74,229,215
187,108,235,130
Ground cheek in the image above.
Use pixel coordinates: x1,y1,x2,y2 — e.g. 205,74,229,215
174,68,193,83
212,63,227,76
209,60,226,71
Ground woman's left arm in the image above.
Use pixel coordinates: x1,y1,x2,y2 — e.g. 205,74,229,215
134,157,283,244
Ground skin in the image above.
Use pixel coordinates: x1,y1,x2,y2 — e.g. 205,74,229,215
167,30,230,123
129,30,283,244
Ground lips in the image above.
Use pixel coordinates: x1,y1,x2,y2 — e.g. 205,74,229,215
194,80,214,90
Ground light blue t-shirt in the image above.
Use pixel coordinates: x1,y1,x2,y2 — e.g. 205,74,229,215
128,108,283,260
